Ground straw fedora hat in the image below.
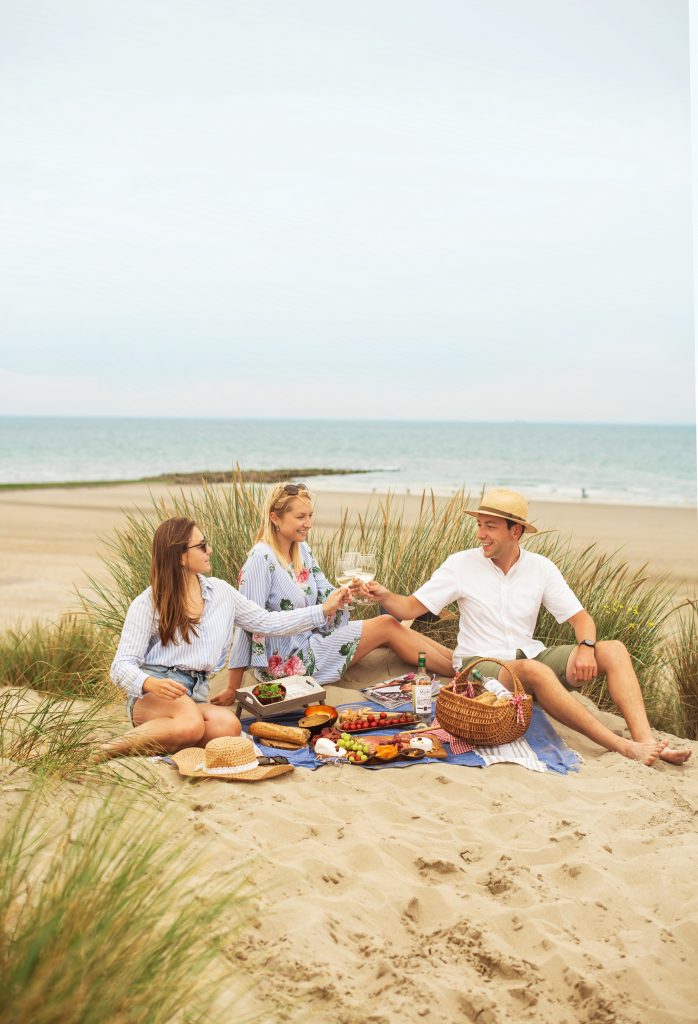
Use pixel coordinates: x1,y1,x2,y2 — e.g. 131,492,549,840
464,488,538,534
171,735,294,781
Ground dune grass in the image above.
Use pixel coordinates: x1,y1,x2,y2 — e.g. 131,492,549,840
75,480,693,736
664,602,698,740
0,687,152,788
0,614,113,699
0,787,248,1024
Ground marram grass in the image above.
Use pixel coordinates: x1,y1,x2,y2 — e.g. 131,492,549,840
0,787,249,1024
0,687,150,789
0,613,113,698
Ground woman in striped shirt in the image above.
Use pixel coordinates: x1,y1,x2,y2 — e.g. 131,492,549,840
103,516,350,759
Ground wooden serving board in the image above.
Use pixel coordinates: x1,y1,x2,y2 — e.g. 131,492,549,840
360,732,448,760
337,708,420,733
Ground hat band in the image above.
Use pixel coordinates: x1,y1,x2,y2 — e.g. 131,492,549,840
478,504,528,524
195,760,260,776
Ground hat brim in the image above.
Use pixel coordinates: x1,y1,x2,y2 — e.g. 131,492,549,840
463,508,538,534
170,747,294,781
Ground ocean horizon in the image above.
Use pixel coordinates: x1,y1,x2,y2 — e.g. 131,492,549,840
1,416,696,508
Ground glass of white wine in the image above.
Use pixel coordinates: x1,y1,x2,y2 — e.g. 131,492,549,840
334,552,378,604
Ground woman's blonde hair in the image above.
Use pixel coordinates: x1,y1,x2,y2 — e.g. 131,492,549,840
254,483,314,574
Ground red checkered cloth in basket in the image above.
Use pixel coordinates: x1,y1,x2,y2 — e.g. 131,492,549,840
424,718,475,756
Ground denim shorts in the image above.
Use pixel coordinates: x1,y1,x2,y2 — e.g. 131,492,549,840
127,664,210,726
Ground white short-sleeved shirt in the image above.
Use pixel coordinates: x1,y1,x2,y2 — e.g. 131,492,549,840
413,547,583,669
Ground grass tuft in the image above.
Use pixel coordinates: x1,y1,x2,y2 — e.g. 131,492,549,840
0,614,113,699
0,687,150,789
0,787,248,1024
665,602,698,740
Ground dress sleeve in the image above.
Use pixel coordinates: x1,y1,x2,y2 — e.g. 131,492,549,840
228,552,272,669
412,555,460,615
307,547,335,601
109,592,155,700
307,546,348,631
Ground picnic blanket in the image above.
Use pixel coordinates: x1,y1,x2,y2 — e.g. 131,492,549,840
244,698,581,775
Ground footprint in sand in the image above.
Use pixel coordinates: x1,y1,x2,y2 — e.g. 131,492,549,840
415,856,460,877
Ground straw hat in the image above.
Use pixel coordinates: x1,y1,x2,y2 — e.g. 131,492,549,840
171,735,294,781
464,488,538,534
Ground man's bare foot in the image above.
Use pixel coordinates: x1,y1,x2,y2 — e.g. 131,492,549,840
658,746,692,766
621,738,668,765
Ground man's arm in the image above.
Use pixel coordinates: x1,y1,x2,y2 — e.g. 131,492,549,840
364,582,429,621
566,609,598,683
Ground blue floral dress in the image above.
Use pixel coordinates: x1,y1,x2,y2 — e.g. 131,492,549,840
228,542,364,683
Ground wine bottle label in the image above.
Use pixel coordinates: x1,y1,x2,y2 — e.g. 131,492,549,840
413,682,432,716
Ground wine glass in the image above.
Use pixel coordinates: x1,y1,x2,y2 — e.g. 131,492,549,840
334,551,362,589
334,552,379,605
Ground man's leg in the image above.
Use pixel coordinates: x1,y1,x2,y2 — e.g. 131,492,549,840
581,640,690,766
499,658,668,765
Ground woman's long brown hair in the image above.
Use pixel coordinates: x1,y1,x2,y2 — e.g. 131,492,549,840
151,517,200,647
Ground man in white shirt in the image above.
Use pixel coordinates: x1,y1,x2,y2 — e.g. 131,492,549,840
367,489,690,766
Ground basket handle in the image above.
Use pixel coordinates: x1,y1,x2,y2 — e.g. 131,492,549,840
453,657,525,699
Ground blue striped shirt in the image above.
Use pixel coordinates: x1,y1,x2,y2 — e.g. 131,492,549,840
110,574,327,700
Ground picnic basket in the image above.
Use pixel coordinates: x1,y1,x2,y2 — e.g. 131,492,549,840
435,658,532,746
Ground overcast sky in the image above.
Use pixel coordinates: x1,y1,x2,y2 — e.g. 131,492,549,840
0,1,694,423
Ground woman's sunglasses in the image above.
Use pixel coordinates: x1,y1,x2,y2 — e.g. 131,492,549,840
187,537,209,552
283,483,308,495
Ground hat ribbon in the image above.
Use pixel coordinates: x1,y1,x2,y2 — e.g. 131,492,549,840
195,759,261,775
478,505,527,524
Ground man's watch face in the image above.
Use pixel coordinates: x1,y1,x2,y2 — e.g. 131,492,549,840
580,639,596,648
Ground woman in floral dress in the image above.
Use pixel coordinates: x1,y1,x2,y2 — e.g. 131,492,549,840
212,483,455,705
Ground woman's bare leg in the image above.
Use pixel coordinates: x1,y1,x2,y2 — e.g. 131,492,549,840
97,694,207,760
199,704,242,742
350,615,453,676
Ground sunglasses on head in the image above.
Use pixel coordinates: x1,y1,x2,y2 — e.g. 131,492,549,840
283,483,308,495
187,537,209,552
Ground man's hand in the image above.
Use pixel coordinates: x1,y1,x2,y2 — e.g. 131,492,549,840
322,587,352,619
142,676,189,700
569,645,598,683
364,580,391,603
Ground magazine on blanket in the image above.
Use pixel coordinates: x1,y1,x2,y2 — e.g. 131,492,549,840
360,674,443,711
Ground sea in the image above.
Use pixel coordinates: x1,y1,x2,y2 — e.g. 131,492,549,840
0,417,695,507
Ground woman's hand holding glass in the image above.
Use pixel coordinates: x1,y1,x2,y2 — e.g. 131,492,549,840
322,587,352,619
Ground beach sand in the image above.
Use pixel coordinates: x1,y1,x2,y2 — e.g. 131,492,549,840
1,482,697,1021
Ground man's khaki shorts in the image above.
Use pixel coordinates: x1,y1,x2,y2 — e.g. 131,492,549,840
461,644,578,688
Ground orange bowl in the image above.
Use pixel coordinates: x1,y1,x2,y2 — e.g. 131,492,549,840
298,704,338,734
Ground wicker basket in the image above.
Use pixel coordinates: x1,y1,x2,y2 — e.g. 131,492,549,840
435,658,532,746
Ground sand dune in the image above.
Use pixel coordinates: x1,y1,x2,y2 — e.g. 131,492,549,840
1,483,696,1021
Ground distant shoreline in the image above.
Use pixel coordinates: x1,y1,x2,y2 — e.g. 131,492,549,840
0,467,372,492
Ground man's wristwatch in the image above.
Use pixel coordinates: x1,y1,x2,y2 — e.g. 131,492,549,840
578,639,596,649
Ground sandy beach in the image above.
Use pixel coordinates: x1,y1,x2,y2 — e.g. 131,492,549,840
1,482,697,1022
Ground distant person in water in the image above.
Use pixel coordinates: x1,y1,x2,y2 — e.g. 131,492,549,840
212,482,454,707
101,517,351,759
366,488,690,766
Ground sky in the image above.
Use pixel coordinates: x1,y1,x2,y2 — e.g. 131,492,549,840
0,0,695,423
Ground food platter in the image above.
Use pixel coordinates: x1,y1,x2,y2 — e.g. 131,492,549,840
336,707,420,733
312,726,447,765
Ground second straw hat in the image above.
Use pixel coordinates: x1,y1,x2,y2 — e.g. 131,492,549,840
463,488,538,534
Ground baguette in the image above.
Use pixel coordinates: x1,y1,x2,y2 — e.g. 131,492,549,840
248,722,310,746
258,739,304,751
